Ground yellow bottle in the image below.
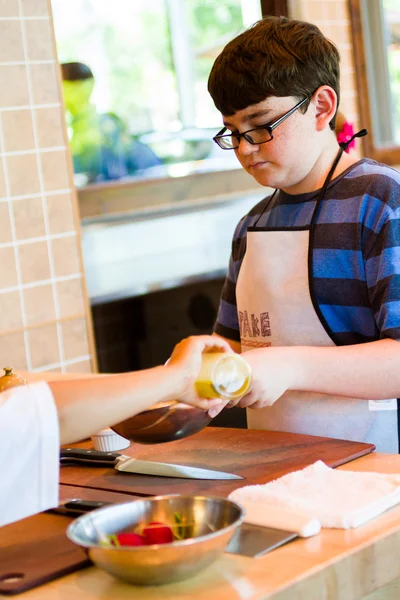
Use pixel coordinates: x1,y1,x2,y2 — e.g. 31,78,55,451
195,353,251,400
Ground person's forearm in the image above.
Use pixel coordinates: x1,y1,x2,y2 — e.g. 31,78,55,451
20,370,107,382
49,365,187,445
287,339,400,399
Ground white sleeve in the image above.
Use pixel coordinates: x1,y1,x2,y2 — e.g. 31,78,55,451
0,382,60,526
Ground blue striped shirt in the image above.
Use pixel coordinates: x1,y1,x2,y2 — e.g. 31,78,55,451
214,158,400,345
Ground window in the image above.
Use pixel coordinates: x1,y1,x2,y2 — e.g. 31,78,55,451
51,0,262,185
350,0,400,164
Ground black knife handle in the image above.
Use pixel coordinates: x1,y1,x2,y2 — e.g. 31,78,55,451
47,498,112,516
60,447,122,466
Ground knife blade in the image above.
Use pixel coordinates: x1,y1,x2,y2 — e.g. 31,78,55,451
60,448,243,480
225,522,298,557
225,500,320,557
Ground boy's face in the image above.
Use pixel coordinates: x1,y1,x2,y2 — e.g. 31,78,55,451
222,95,321,194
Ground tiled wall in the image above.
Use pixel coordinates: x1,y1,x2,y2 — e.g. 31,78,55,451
0,0,95,374
290,0,360,131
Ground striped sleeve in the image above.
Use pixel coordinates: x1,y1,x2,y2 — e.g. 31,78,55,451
214,217,249,341
365,207,400,340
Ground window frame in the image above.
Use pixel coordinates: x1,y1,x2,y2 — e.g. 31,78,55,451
260,0,288,16
349,0,400,165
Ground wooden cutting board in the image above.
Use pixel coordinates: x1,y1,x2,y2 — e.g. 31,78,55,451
0,487,139,595
60,427,375,498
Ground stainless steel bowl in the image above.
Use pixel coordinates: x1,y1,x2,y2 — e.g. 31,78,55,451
111,400,212,444
67,495,243,585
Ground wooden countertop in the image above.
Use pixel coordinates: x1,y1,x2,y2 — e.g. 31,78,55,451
6,451,400,600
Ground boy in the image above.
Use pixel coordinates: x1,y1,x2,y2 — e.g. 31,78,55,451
208,16,400,453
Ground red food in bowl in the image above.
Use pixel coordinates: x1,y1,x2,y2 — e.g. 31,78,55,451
142,522,174,544
113,533,146,546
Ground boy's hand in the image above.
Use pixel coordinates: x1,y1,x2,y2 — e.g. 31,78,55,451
234,348,297,409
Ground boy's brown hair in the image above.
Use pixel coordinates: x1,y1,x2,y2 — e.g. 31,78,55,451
208,16,340,129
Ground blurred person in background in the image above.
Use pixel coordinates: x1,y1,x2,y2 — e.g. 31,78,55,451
61,61,161,185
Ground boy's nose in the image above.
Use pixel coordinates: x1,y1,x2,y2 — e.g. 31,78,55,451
236,137,259,155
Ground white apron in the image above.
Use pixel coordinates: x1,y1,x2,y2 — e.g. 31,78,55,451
236,150,398,453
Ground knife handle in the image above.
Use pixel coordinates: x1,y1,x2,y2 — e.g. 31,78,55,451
60,447,122,466
47,498,111,516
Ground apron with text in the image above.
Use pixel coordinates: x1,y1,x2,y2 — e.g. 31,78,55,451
236,149,398,453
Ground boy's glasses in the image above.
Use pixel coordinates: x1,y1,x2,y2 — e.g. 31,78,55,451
213,97,309,150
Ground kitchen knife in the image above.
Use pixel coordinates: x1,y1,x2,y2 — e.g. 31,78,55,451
60,448,244,480
47,498,113,516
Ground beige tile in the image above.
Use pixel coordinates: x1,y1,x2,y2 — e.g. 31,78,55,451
1,110,35,152
329,24,351,47
18,240,51,283
56,278,85,318
65,359,93,374
0,65,29,108
23,283,56,325
0,20,24,63
0,246,18,288
35,107,65,148
325,2,339,21
28,322,60,368
0,331,27,370
0,0,20,17
40,149,70,191
46,193,76,234
0,158,5,198
61,317,90,360
341,47,355,72
30,63,60,105
336,2,350,21
13,196,46,240
0,202,12,244
20,0,49,17
7,154,41,197
51,235,81,277
23,18,54,61
0,290,23,330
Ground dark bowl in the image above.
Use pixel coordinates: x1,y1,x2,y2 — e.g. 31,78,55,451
111,401,212,444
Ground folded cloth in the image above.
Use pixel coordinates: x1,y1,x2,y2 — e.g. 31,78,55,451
229,460,400,529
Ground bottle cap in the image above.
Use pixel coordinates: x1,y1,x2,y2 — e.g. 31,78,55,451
212,354,252,399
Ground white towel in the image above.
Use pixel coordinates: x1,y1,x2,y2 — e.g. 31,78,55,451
229,460,400,529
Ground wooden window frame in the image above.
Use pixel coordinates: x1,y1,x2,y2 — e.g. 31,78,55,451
349,0,400,165
260,0,288,17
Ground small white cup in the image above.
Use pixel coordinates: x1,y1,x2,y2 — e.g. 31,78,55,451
91,428,130,452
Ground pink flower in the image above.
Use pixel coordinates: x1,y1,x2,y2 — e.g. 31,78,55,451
336,121,356,153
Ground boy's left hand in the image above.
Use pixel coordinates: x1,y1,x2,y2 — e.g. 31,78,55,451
234,347,296,409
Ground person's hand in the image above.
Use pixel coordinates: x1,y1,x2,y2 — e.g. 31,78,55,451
166,335,233,410
232,347,296,409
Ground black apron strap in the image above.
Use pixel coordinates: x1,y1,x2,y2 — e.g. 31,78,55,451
311,129,368,225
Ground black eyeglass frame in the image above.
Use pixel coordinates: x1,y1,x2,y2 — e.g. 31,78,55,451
213,96,309,150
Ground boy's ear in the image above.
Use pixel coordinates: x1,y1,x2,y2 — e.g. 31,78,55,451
313,87,337,131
